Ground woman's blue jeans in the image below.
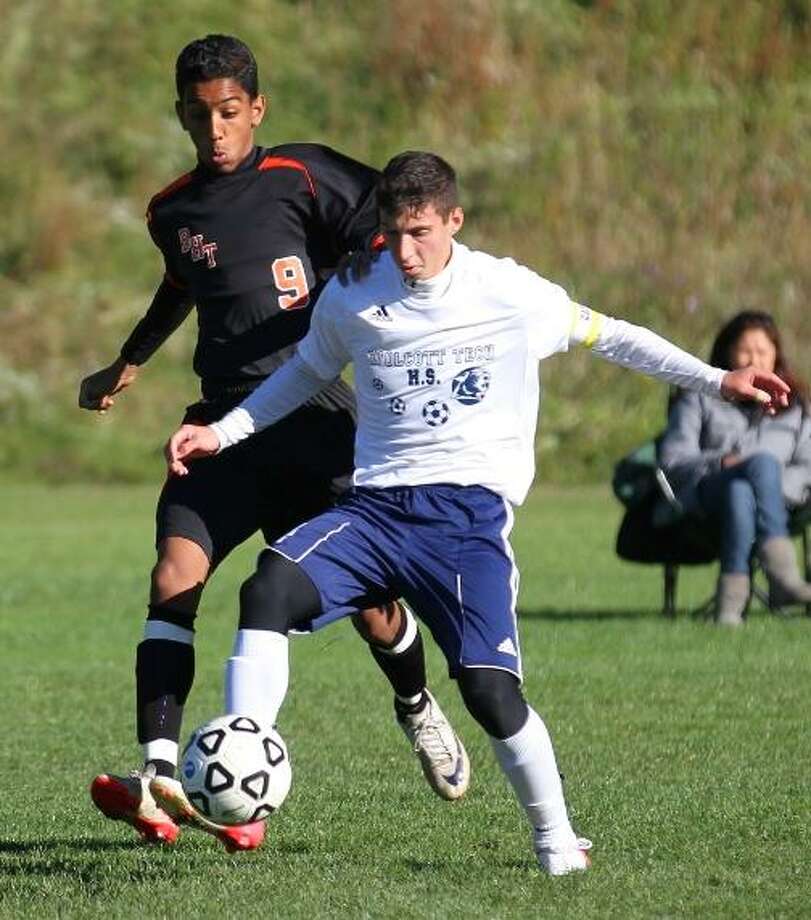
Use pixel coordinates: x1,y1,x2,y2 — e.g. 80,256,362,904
696,452,788,574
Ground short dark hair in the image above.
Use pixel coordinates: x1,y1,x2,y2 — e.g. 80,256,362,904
175,34,259,100
378,151,459,220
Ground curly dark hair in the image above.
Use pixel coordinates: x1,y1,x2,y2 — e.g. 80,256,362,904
175,34,259,100
709,310,809,407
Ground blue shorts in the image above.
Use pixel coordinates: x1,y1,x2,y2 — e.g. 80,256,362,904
271,485,522,679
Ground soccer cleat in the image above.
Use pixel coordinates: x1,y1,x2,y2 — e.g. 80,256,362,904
397,690,470,801
534,835,592,876
149,776,266,852
90,771,180,844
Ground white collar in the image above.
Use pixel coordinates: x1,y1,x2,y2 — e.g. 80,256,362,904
400,241,458,299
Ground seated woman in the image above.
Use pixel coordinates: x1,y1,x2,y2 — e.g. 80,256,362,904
659,311,811,625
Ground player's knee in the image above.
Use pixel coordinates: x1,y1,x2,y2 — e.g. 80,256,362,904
239,566,291,633
457,667,528,739
352,601,402,646
238,550,322,633
150,547,209,612
146,602,197,634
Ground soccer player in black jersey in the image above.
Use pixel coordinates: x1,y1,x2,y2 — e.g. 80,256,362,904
79,34,468,851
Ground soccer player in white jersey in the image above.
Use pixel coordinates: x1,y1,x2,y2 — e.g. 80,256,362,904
159,152,789,874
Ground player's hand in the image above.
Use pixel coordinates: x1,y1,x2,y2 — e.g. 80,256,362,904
165,424,221,476
721,452,742,469
336,243,382,286
78,358,139,412
720,368,790,414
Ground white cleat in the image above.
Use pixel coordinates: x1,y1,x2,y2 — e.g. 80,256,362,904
397,690,470,801
534,835,592,876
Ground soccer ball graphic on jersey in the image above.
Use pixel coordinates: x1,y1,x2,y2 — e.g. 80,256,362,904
422,399,450,426
451,366,491,405
181,715,292,825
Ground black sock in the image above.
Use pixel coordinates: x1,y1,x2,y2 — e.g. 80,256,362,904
369,627,427,702
136,638,195,759
393,690,429,719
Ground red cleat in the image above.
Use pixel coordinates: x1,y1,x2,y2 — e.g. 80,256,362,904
90,772,180,844
150,776,266,852
216,821,266,853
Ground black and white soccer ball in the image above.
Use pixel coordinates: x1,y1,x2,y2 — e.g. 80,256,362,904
181,715,292,826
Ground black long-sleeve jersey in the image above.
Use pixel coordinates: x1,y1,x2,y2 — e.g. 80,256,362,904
121,143,380,408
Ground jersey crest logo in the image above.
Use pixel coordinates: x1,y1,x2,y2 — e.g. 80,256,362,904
178,227,218,268
422,400,450,427
451,366,491,405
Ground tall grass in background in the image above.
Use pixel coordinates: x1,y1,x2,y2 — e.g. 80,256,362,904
2,0,810,482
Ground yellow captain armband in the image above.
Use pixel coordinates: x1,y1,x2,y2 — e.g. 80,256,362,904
569,303,605,348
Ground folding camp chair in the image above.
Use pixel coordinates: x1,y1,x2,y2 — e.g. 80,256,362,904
613,438,811,618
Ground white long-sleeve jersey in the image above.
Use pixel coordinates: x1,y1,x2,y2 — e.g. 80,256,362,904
213,241,724,506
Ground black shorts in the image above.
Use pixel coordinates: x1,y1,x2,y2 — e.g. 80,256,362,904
156,400,355,569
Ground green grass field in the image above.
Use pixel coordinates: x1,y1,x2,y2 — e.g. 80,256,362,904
1,482,808,919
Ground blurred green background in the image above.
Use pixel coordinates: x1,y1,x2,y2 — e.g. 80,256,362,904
2,0,810,484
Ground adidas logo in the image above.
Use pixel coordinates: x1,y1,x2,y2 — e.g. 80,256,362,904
496,636,517,656
371,305,393,323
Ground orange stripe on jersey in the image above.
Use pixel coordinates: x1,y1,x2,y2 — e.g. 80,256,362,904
258,156,317,197
146,171,195,222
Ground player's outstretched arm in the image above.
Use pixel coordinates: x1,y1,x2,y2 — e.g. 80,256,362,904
165,424,220,477
570,306,791,411
78,357,139,412
720,366,790,413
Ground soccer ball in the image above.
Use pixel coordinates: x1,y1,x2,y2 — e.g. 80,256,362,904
180,715,292,826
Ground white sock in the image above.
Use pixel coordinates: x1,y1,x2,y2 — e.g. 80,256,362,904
490,706,577,850
224,629,289,726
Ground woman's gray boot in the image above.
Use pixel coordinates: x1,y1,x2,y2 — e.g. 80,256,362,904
758,537,811,607
715,573,750,626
